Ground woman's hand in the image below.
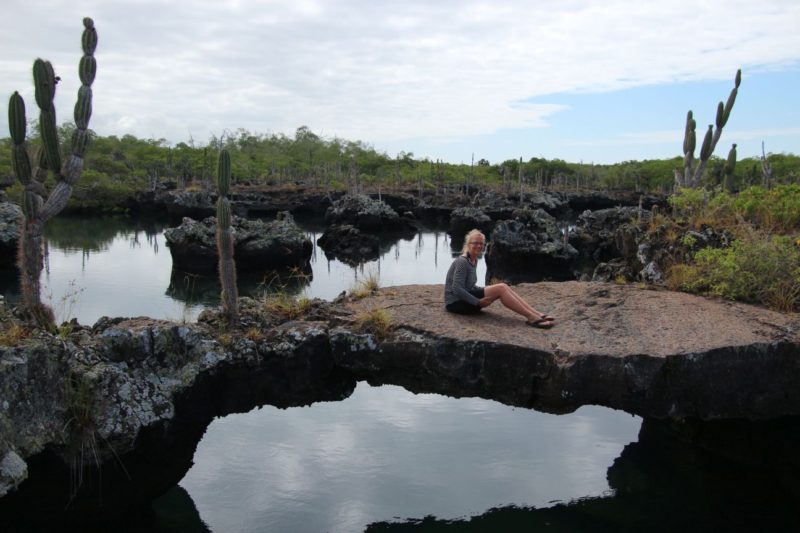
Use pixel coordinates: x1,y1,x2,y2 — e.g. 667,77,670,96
478,296,493,308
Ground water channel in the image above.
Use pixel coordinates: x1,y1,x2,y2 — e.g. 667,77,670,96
3,215,798,531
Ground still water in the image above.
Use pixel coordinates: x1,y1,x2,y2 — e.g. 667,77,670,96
182,386,639,532
2,215,645,531
2,216,467,325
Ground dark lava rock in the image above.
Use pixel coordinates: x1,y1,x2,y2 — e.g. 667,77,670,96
231,188,338,217
0,203,21,267
523,191,566,214
565,190,664,212
683,225,734,252
568,206,648,278
592,257,636,282
162,190,216,219
485,209,578,283
412,201,452,226
448,207,494,241
373,193,418,218
634,224,734,285
325,194,415,234
164,211,312,272
318,224,381,265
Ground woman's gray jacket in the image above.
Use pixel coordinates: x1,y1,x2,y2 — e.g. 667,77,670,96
444,254,480,306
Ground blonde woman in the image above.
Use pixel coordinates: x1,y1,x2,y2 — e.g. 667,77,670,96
444,229,555,328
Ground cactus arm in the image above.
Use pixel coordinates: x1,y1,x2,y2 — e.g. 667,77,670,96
39,17,97,222
723,143,737,192
725,143,737,174
682,111,696,187
8,92,27,144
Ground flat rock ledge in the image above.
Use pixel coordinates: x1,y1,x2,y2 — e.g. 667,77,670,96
343,282,800,420
1,282,799,507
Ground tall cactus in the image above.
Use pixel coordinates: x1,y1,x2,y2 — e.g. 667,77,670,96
8,18,98,329
678,69,741,188
216,149,239,321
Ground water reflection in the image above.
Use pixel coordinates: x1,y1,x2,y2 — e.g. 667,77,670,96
0,214,465,325
166,267,312,306
175,383,642,533
366,417,800,531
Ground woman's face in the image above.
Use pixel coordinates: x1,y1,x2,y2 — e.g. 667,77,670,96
467,236,485,256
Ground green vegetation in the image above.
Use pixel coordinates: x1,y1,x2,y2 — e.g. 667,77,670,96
663,184,800,311
669,184,800,232
2,125,799,208
669,231,800,312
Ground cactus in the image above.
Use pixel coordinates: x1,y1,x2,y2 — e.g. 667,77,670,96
678,69,741,189
723,143,737,192
7,18,98,330
216,149,239,321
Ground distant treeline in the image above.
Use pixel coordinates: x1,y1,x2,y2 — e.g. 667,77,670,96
2,125,799,205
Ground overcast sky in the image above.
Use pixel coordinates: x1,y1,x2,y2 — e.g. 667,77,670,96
2,0,799,164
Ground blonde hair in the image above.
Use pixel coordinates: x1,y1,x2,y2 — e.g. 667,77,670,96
461,229,486,254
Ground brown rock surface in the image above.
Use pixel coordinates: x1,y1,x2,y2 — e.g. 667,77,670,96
346,282,796,357
341,282,800,419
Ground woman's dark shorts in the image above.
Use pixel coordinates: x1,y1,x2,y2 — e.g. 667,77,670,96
445,288,485,315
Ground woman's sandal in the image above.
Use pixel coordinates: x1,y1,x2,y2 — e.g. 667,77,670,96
526,318,554,329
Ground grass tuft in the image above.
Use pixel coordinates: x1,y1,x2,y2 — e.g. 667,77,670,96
351,273,380,299
262,292,312,320
354,308,393,341
0,324,30,346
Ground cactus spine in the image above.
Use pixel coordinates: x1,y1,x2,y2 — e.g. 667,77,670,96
216,149,239,321
7,18,98,330
679,69,741,188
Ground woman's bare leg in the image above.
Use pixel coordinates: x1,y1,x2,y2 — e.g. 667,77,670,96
483,283,551,321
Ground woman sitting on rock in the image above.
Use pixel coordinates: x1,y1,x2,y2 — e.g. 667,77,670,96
444,229,555,328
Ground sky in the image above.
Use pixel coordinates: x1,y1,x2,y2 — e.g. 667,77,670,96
1,0,799,165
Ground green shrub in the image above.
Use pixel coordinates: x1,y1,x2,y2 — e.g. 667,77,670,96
681,231,800,310
668,187,706,219
69,169,140,210
732,184,800,231
668,185,800,233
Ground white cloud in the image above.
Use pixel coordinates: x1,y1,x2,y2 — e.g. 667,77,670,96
2,0,799,155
